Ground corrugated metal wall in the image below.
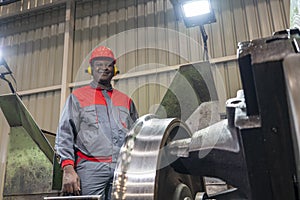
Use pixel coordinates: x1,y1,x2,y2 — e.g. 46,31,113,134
0,1,65,198
0,0,56,13
72,0,289,115
0,2,65,127
0,0,290,198
0,0,290,128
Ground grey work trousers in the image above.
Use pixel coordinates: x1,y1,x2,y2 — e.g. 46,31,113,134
76,159,115,200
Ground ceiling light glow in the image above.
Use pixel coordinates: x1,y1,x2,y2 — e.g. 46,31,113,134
182,1,211,18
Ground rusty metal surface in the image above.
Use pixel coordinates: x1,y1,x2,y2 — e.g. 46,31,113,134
0,94,57,196
3,126,53,196
0,94,54,162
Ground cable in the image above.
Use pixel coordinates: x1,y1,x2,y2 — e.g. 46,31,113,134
200,25,209,61
0,74,15,93
0,57,17,93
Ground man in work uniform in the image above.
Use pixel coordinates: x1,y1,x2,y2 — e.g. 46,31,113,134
55,46,139,199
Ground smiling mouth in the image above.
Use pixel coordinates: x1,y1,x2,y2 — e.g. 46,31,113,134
97,70,110,75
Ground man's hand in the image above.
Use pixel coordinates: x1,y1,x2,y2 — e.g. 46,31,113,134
62,165,81,195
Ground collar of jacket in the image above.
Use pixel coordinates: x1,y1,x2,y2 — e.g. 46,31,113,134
90,81,113,91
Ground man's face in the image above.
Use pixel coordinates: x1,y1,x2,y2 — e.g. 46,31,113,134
92,59,114,84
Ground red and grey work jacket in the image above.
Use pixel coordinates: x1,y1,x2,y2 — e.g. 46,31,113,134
55,83,138,168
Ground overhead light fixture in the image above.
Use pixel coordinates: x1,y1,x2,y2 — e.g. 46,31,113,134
171,0,216,27
182,1,211,18
171,0,216,61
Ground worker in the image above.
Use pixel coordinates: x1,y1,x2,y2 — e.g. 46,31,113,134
55,46,139,199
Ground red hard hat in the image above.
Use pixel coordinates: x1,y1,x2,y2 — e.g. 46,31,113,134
89,46,116,63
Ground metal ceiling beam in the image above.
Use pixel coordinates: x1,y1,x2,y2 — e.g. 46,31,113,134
0,0,67,23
